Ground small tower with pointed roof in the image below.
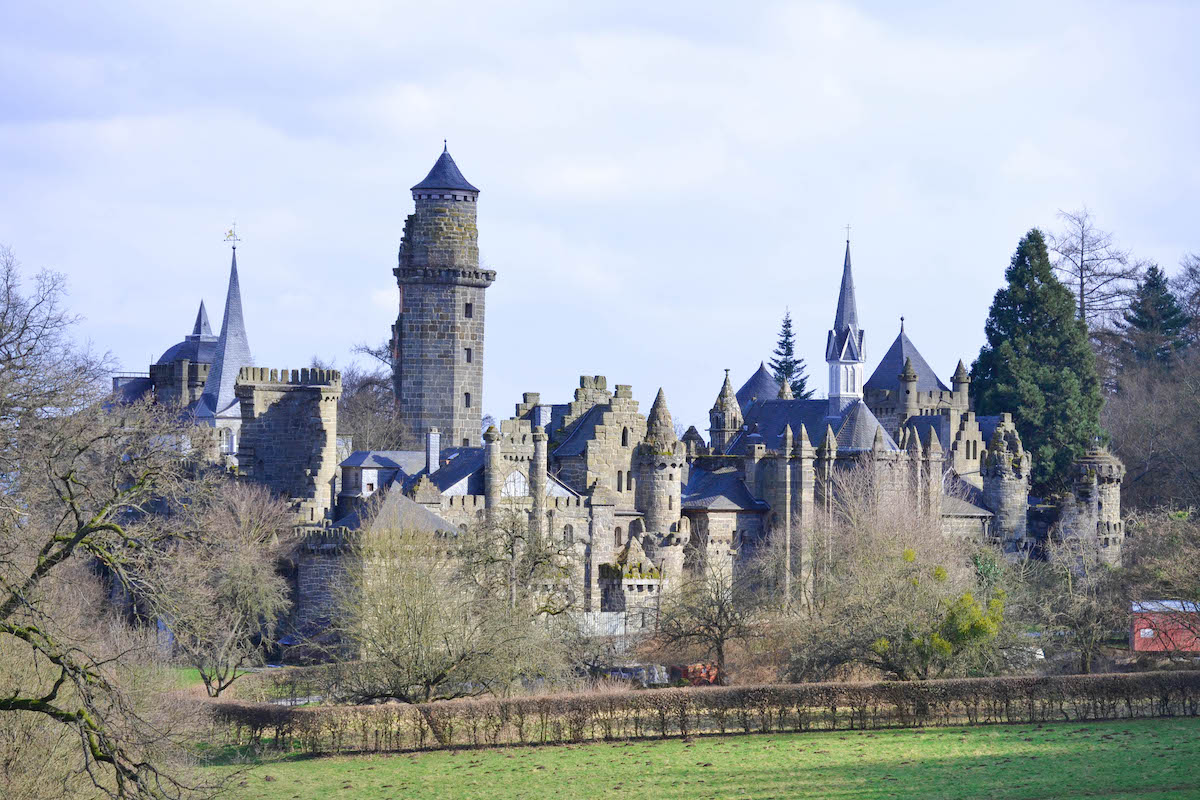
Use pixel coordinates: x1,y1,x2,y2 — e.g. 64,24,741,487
635,389,689,580
392,144,496,450
708,369,743,452
826,239,865,415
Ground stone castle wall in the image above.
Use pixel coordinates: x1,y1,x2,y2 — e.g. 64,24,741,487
235,367,342,523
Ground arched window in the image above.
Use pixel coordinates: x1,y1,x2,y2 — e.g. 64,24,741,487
464,392,471,408
563,525,574,547
627,472,634,492
502,470,529,498
622,427,630,447
614,526,623,549
617,470,623,492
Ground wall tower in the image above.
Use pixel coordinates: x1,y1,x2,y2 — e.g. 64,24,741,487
391,145,495,449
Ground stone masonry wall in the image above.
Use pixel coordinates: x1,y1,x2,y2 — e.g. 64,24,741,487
236,367,342,523
392,195,495,450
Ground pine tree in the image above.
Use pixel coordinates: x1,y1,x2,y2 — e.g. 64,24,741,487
1118,264,1191,366
972,229,1103,494
769,309,813,399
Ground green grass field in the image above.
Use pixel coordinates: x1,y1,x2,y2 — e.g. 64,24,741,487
208,716,1200,800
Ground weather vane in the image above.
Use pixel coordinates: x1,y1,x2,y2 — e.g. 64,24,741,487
224,223,241,249
844,223,851,241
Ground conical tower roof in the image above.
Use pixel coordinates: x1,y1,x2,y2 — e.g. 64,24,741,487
646,388,676,444
736,362,779,412
191,300,213,337
713,369,738,411
411,144,479,193
198,248,253,419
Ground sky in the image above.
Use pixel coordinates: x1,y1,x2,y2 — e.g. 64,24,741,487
2,1,1198,430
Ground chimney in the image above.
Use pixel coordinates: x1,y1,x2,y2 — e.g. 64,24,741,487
426,427,441,473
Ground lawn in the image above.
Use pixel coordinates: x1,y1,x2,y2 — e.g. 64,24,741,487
208,716,1200,800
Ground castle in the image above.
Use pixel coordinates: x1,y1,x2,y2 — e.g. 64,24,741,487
116,146,1125,632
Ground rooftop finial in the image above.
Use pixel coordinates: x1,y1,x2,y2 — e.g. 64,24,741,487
844,222,851,242
443,138,448,153
900,315,905,332
224,222,240,250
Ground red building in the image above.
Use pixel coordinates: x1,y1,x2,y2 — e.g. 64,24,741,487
1130,601,1200,652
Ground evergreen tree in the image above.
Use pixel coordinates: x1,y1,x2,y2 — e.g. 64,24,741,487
768,309,813,399
972,229,1103,494
1118,264,1190,366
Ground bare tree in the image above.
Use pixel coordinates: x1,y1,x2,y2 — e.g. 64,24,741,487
1049,207,1141,330
311,357,406,451
1170,252,1200,344
145,481,293,697
456,508,576,616
1122,508,1200,656
652,563,762,684
330,515,569,705
784,462,1010,682
1032,535,1124,674
0,246,219,798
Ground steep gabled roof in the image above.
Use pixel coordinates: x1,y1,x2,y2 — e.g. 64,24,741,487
735,363,780,412
197,249,253,418
411,145,480,193
682,466,768,511
834,400,898,451
865,327,950,392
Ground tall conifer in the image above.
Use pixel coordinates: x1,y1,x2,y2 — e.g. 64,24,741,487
972,229,1103,494
1119,264,1190,366
769,309,812,399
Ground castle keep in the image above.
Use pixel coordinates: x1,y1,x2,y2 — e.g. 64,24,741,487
116,146,1125,632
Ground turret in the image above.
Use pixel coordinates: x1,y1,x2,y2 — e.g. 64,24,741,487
392,145,495,449
826,239,865,415
531,425,548,539
708,369,743,452
635,389,688,578
1066,448,1126,565
981,414,1031,553
483,424,502,509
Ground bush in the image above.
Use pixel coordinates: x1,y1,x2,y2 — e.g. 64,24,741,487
205,671,1200,755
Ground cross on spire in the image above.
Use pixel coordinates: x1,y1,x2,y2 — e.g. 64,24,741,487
844,223,851,242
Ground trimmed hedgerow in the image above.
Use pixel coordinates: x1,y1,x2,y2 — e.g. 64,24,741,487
206,671,1200,755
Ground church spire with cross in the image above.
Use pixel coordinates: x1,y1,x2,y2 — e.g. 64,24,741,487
825,230,866,415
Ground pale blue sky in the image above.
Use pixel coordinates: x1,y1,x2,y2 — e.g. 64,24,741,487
2,1,1197,429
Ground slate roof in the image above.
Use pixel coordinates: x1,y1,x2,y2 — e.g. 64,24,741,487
340,450,426,472
156,300,218,365
826,241,865,362
347,481,457,534
904,415,953,452
682,466,768,511
835,401,899,451
976,415,1002,445
865,328,950,392
197,250,252,418
735,363,780,412
411,146,480,193
422,448,486,493
943,474,992,518
552,405,605,458
112,376,153,404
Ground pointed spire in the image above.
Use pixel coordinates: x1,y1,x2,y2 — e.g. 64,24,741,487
819,423,839,455
925,427,943,456
795,423,810,452
713,368,738,410
191,300,212,337
646,388,676,444
833,238,858,334
900,357,918,383
873,425,886,453
777,379,794,400
905,425,922,454
198,248,253,418
952,359,970,385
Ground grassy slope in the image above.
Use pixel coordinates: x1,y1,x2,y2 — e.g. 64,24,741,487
213,717,1200,800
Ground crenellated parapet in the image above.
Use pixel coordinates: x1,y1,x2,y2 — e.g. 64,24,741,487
235,365,343,524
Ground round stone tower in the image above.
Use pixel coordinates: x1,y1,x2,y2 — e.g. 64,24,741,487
981,414,1032,554
635,389,689,580
1070,448,1126,564
391,145,496,449
708,369,743,453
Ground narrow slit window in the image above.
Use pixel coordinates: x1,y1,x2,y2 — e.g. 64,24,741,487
464,392,471,408
464,302,474,318
464,347,473,363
